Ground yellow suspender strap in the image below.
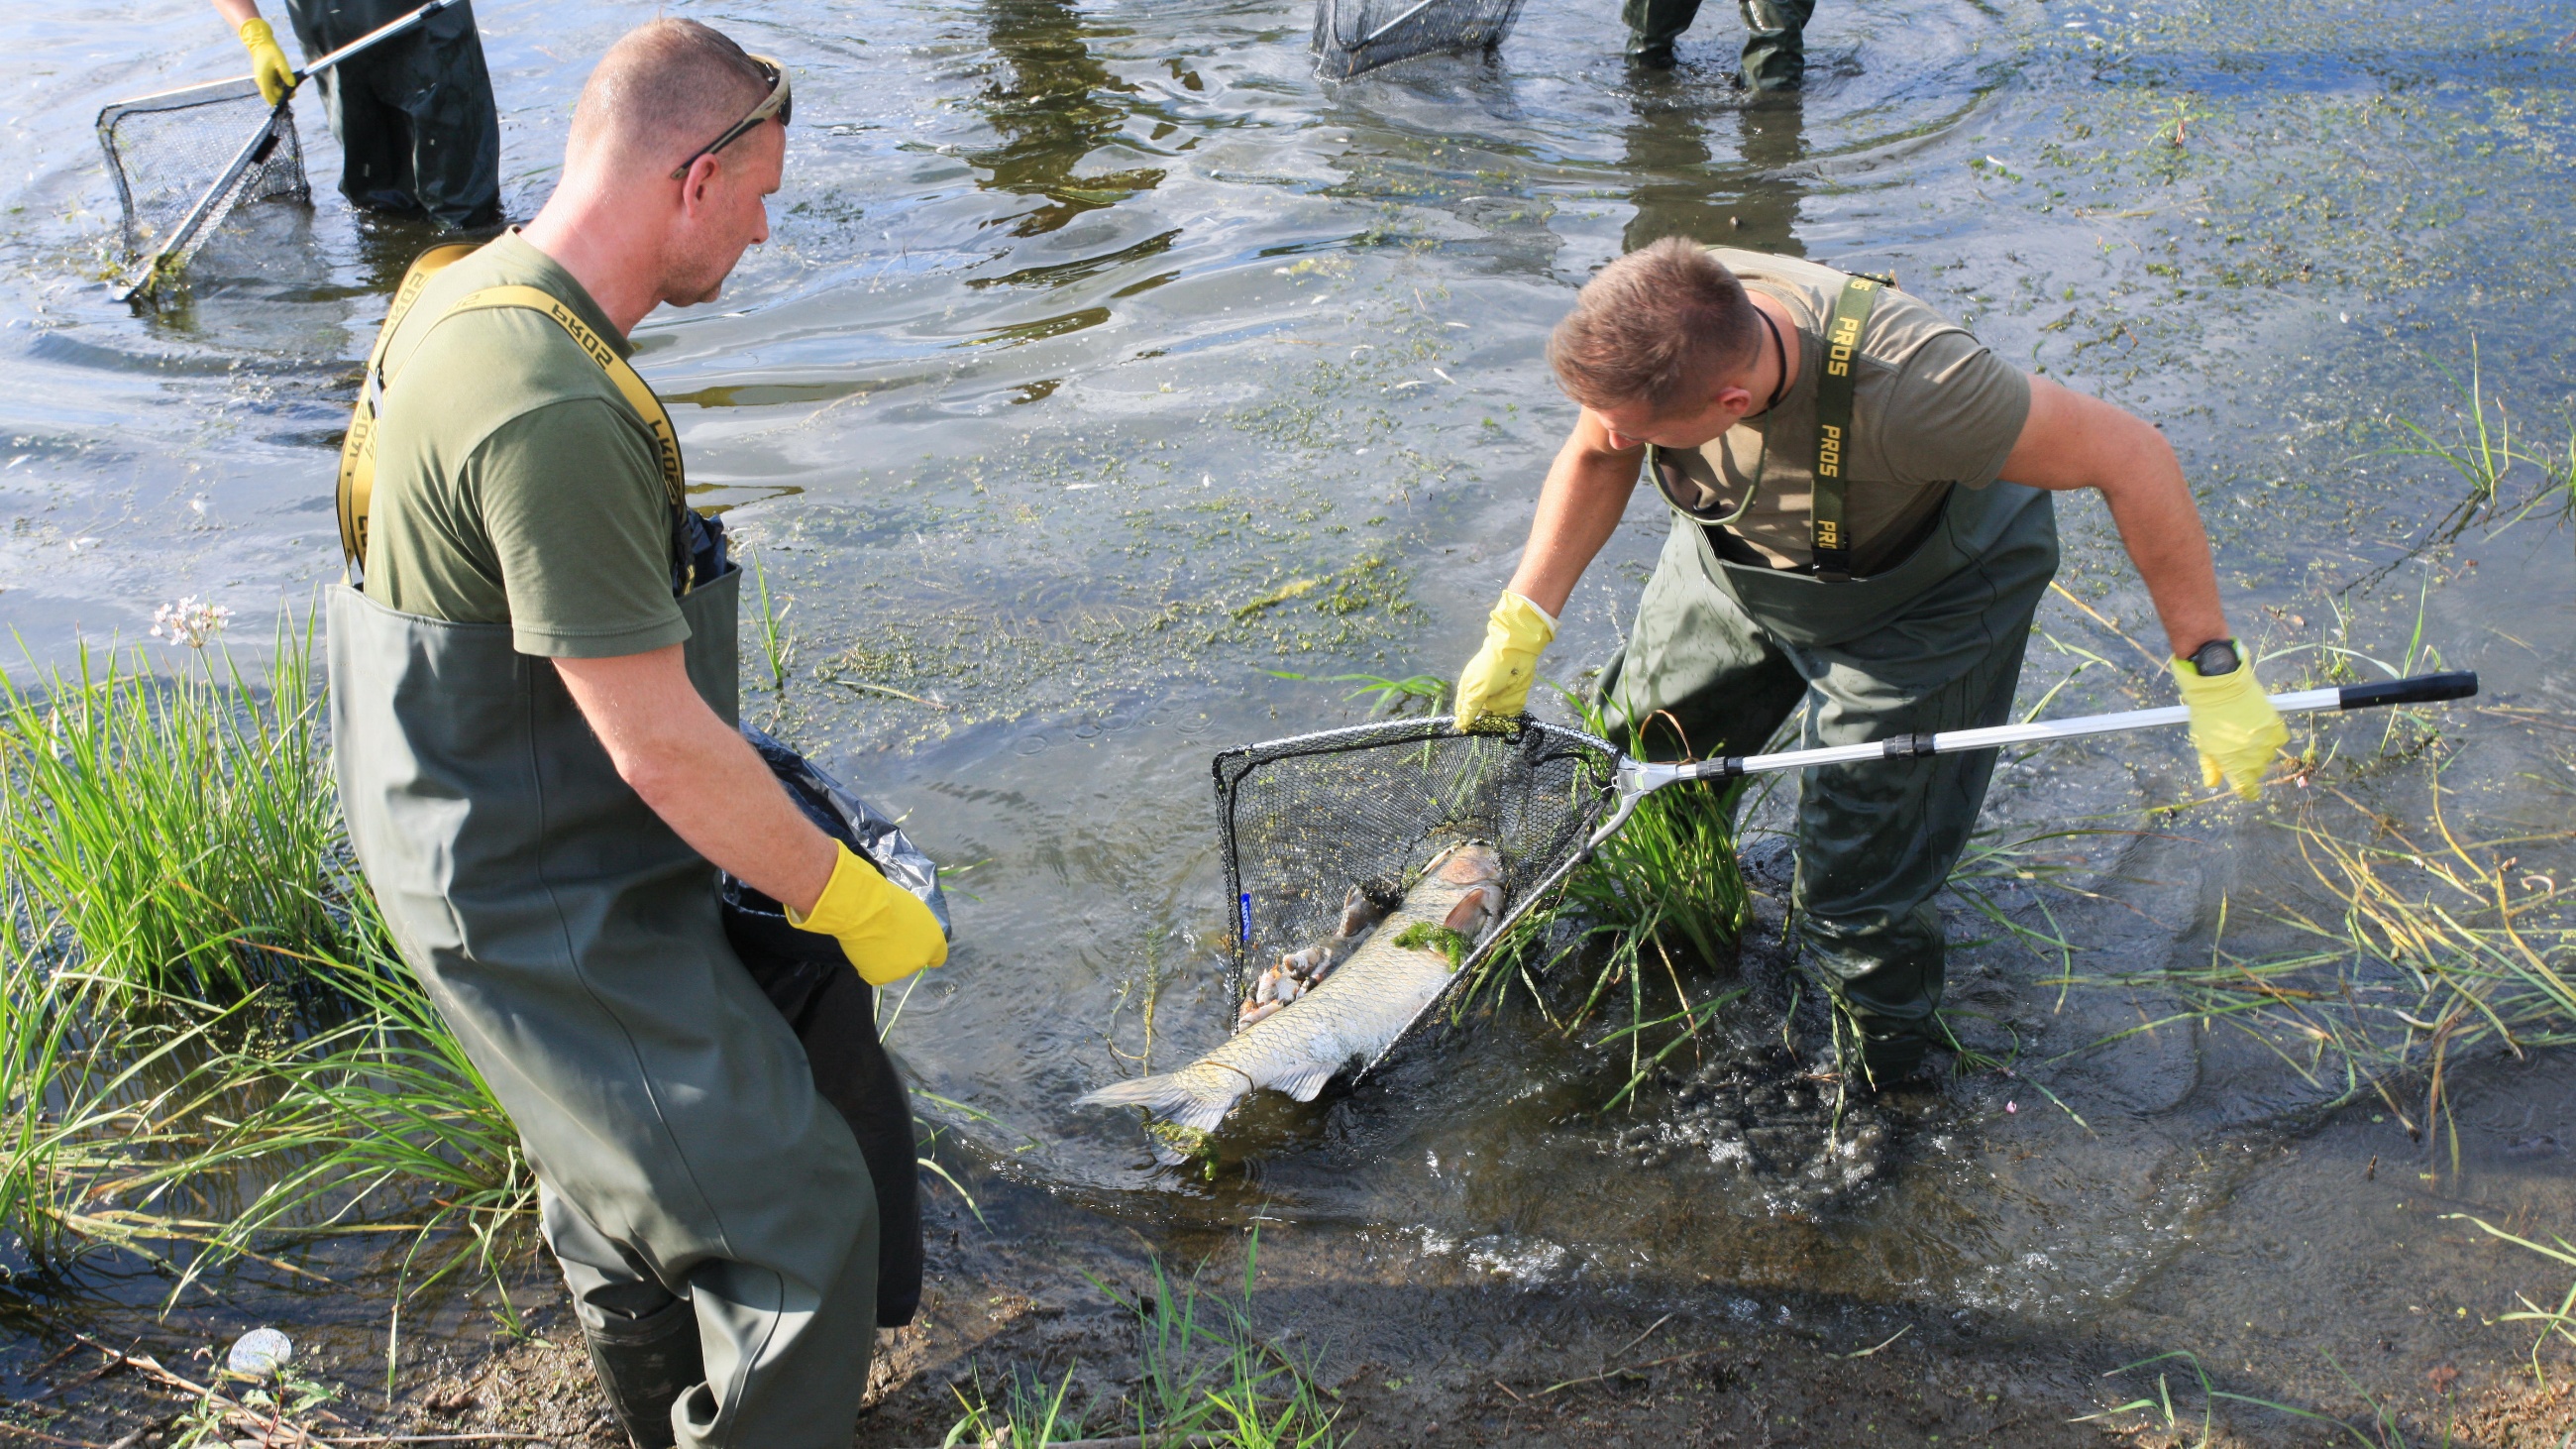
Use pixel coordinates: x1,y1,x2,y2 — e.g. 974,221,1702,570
337,242,477,570
1808,274,1881,582
336,263,688,572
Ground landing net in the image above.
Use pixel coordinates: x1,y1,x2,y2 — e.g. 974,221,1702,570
1213,718,1616,1063
96,78,308,286
1312,0,1529,78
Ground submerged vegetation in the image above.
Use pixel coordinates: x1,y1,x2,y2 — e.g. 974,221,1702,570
2066,768,2576,1168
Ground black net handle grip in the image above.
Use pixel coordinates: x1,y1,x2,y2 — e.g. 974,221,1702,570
2338,672,2478,710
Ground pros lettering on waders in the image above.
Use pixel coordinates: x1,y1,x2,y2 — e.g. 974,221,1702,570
1808,274,1881,581
337,243,692,584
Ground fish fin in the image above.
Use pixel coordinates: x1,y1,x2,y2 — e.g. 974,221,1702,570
1444,883,1501,935
1076,1069,1243,1134
1271,1062,1341,1103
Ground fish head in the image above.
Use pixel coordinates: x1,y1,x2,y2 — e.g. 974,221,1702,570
1435,840,1504,886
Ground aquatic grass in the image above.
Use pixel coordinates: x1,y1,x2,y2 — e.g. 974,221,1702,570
104,913,532,1304
0,962,250,1275
947,1241,1342,1447
1262,668,1449,718
2080,1349,2458,1449
0,613,349,1001
747,545,797,695
2058,769,2576,1169
2446,1215,2576,1387
1458,694,1752,1111
944,1364,1088,1448
2359,342,2576,590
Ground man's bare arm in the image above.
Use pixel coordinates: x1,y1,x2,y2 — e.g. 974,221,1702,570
2000,376,2229,658
1504,410,1650,616
554,647,837,914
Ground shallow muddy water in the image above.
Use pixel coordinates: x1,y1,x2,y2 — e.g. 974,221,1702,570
8,0,2576,1424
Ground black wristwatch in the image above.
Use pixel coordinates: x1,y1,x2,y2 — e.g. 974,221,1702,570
2187,638,2241,677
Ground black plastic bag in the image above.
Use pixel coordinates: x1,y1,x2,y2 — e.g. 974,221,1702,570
719,725,944,1327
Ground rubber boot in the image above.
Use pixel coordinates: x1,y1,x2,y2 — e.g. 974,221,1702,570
1622,0,1705,67
581,1296,702,1449
1736,0,1814,90
1855,1025,1928,1090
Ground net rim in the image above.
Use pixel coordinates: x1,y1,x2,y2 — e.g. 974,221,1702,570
96,74,267,130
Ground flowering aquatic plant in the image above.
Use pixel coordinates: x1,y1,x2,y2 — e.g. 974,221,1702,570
151,596,233,649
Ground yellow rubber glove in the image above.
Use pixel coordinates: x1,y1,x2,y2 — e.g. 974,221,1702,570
2171,645,2289,801
238,18,296,106
1453,590,1557,732
787,843,948,986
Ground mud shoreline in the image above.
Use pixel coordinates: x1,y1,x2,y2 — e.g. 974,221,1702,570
10,1155,2575,1449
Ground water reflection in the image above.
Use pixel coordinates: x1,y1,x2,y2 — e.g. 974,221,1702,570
1620,87,1807,256
966,0,1164,238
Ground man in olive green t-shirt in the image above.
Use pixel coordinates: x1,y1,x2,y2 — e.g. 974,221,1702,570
366,228,691,656
1452,238,2289,1086
333,20,944,1449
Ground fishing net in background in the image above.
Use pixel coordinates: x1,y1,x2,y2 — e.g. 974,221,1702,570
1312,0,1530,78
1213,718,1616,1063
96,78,308,294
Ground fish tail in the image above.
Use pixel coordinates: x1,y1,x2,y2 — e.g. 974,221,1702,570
1076,1064,1244,1134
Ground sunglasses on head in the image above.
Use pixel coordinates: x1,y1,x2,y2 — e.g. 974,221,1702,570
669,54,793,181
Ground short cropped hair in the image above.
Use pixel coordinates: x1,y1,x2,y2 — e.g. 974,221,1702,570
1548,238,1764,412
568,18,774,171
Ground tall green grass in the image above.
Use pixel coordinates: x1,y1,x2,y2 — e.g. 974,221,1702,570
1459,697,1753,1109
0,960,245,1275
128,908,531,1305
0,615,349,1000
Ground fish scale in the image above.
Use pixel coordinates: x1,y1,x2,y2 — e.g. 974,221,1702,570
1078,841,1503,1154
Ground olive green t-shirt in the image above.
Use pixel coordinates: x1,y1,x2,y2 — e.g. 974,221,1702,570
363,231,689,659
1658,248,2032,575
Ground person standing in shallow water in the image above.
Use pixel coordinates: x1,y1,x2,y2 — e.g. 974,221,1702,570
212,0,502,229
1622,0,1814,87
329,20,945,1448
1451,239,2290,1088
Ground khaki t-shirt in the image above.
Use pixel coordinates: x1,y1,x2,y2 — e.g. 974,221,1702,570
363,231,689,659
1657,248,2031,575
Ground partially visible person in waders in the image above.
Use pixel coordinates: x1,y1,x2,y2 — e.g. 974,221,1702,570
1622,0,1813,85
1452,238,2288,1088
327,21,945,1447
215,0,501,228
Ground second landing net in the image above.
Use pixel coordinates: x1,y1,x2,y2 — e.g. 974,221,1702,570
1312,0,1530,78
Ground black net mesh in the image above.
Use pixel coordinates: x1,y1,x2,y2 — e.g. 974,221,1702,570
1213,719,1616,1037
96,79,308,260
1312,0,1530,77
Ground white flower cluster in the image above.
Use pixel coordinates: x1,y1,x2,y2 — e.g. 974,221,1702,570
151,596,233,649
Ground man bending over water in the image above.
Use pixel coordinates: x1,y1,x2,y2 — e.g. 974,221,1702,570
1453,239,2287,1086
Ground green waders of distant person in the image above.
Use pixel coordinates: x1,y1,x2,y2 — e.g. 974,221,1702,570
1453,239,2291,1086
1622,0,1814,85
329,22,944,1448
217,0,502,228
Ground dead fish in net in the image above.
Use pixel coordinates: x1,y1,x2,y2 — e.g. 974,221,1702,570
1079,840,1505,1156
1239,885,1395,1027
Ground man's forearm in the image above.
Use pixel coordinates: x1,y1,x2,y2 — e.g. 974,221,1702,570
2093,428,2230,658
212,0,262,28
554,648,837,914
2003,379,2231,660
622,718,839,914
1505,437,1646,616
